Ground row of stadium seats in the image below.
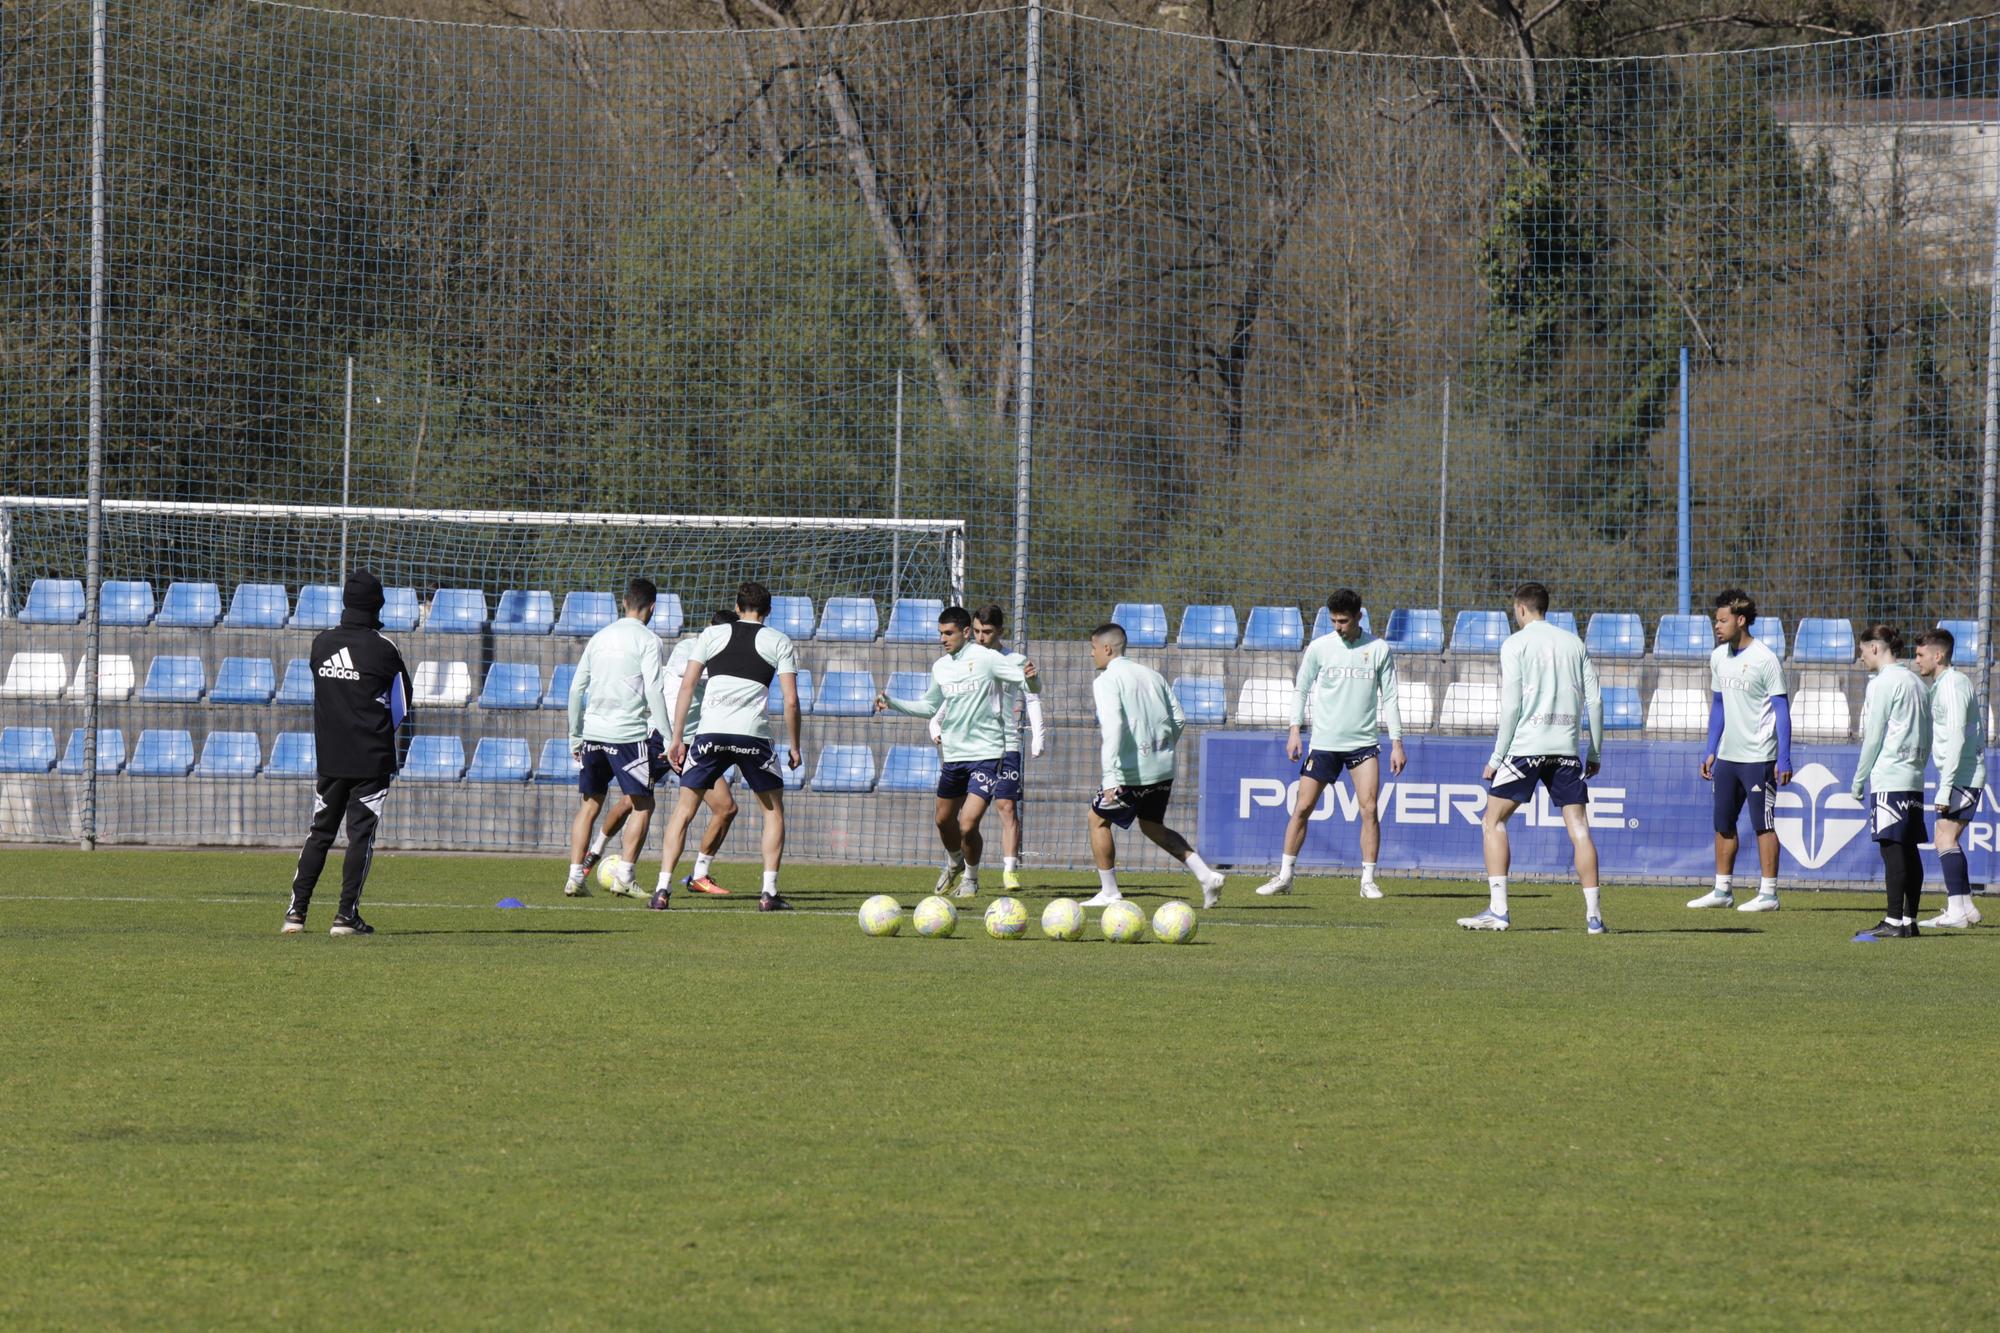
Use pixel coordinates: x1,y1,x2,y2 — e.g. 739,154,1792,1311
1109,602,1985,664
8,579,959,644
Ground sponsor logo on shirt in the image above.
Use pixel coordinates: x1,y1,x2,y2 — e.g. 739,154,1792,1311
317,647,361,680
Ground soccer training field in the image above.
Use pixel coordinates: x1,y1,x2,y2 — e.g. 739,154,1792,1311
2,849,1993,1328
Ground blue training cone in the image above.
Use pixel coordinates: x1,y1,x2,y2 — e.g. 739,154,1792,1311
497,896,526,909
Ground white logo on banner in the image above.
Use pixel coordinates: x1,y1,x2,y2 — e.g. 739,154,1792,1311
1235,777,1627,829
1772,763,1867,869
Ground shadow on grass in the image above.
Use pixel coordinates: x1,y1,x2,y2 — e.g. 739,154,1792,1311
390,928,634,937
1613,927,1764,935
1400,891,1552,901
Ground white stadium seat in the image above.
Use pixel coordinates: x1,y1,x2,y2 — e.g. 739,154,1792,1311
67,654,136,703
1791,688,1852,742
1439,680,1501,731
1396,680,1435,730
412,660,474,708
1647,688,1707,734
1233,678,1291,726
2,652,68,700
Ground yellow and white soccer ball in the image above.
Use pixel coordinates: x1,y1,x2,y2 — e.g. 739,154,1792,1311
594,855,626,891
1151,900,1198,945
858,894,903,937
1041,898,1085,941
1101,900,1148,943
983,896,1029,940
912,894,959,938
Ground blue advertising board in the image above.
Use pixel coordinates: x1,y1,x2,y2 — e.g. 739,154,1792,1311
1198,733,2000,882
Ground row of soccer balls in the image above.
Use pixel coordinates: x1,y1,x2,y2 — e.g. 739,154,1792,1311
859,893,1199,944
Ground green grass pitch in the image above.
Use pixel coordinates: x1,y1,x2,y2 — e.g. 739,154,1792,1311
1,849,1994,1328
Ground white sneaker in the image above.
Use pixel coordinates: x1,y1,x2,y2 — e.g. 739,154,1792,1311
607,875,647,901
1200,873,1225,910
1082,888,1123,908
1686,889,1734,909
1359,882,1384,900
1586,914,1607,935
955,881,979,900
934,862,965,895
563,876,591,898
1966,901,1984,926
1457,909,1510,931
1736,893,1780,913
1920,910,1973,929
1253,875,1293,897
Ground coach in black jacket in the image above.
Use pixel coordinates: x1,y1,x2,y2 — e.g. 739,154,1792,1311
283,569,413,937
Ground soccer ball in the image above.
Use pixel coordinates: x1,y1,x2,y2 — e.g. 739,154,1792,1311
1101,900,1148,943
983,896,1029,939
1151,900,1198,945
913,895,959,938
858,894,902,937
595,855,626,891
1041,898,1085,941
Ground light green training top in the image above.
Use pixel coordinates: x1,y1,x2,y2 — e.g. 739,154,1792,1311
1710,638,1788,763
1290,630,1401,750
1852,661,1931,797
1093,654,1186,789
1928,665,1987,791
568,616,670,747
883,641,1030,763
1489,618,1603,767
663,636,708,745
686,621,798,743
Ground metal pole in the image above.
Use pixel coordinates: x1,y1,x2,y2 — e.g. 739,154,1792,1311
1679,346,1693,617
891,368,904,604
1973,171,2000,714
80,0,108,851
341,355,354,577
1009,0,1043,642
0,502,13,621
1436,376,1450,613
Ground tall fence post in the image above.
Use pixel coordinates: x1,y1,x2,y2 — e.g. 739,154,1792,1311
891,368,904,605
1009,0,1043,643
341,354,354,578
1975,173,2000,714
1679,346,1692,617
1436,376,1450,615
80,0,109,851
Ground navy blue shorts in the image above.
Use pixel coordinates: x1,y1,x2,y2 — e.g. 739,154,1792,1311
1712,759,1777,837
1872,790,1927,846
1301,745,1379,783
680,734,784,794
991,750,1024,803
1490,755,1588,808
938,757,1003,801
1937,785,1983,821
1092,781,1174,829
578,740,653,799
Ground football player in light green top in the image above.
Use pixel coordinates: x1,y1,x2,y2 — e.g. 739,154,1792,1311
1850,624,1933,940
1913,626,1985,929
564,578,671,900
1083,622,1226,910
1461,582,1607,935
1254,589,1406,901
1687,589,1793,913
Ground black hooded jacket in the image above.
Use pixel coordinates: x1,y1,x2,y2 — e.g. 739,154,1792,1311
309,573,413,778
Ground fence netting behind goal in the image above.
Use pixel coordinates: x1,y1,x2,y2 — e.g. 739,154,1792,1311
4,0,2000,874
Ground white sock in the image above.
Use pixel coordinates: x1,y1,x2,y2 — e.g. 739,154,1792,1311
1279,853,1298,879
567,862,585,883
1488,876,1508,916
1360,860,1377,884
1583,885,1601,917
1098,868,1118,893
1949,893,1972,912
1003,856,1020,873
964,866,981,889
692,853,713,879
1758,877,1777,897
1184,852,1217,882
761,870,778,896
1714,874,1732,896
588,830,608,856
613,862,635,884
949,849,965,868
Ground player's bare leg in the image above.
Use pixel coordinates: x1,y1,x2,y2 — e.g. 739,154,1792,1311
932,795,967,895
1083,804,1123,907
755,789,792,910
565,791,605,896
1461,794,1521,929
995,797,1024,891
1923,815,1982,927
1351,756,1386,898
681,784,739,896
648,786,708,908
955,792,991,896
1138,818,1227,909
618,790,655,877
1561,803,1606,933
1255,774,1327,897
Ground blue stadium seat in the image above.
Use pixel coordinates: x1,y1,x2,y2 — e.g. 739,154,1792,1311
492,590,555,636
1545,611,1578,636
0,726,58,773
1310,607,1371,639
817,597,879,642
382,586,421,632
478,662,543,710
1749,617,1786,657
651,593,684,638
1792,617,1854,664
129,730,196,777
18,578,85,625
542,661,577,710
556,591,616,637
290,584,344,630
100,580,156,627
767,595,815,641
1653,614,1710,660
266,732,317,778
276,658,314,706
58,728,125,775
1242,607,1305,652
157,581,222,628
811,745,876,793
467,737,533,783
815,671,876,717
402,735,466,782
1585,613,1646,659
886,671,930,704
886,598,945,644
879,744,942,792
1450,610,1509,654
1384,609,1445,654
211,657,277,705
1937,619,1982,666
1603,686,1644,731
1174,676,1229,724
1111,603,1169,648
534,737,580,785
425,589,487,635
196,731,263,778
767,669,817,716
136,655,206,703
223,583,289,629
1177,605,1239,649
